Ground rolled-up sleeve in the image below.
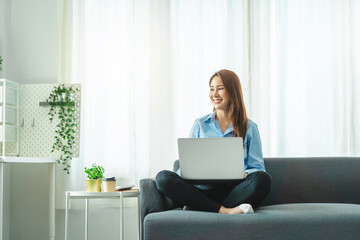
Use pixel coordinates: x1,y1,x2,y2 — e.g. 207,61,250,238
245,124,266,174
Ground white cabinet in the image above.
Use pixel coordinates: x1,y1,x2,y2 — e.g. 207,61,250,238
0,79,19,155
0,126,17,142
0,107,17,125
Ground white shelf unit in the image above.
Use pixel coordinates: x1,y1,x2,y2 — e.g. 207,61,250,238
0,79,19,156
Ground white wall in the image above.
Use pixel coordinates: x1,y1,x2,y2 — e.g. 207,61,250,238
0,0,9,79
1,1,140,240
1,0,58,84
0,0,59,239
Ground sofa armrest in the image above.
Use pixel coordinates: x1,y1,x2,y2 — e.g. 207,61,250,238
140,178,177,227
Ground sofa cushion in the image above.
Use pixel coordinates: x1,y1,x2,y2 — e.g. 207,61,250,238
144,203,360,240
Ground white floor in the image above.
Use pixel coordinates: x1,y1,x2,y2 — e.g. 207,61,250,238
56,207,140,240
4,207,139,240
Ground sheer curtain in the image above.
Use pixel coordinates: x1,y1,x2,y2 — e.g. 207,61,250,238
58,0,360,203
249,0,360,157
59,0,250,196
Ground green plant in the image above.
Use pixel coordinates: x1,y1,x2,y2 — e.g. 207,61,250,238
47,84,79,174
0,56,3,71
84,163,105,180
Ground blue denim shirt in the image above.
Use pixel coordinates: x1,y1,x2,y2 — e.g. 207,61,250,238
177,111,266,177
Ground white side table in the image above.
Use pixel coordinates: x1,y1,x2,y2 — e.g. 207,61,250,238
65,190,140,240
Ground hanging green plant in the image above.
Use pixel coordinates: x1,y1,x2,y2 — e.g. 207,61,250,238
47,84,79,174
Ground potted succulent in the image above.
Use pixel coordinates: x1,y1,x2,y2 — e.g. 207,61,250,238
84,163,105,192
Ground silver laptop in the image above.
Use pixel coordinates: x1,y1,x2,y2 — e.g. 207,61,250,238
178,138,245,182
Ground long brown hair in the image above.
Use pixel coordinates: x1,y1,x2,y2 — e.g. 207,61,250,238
209,69,248,139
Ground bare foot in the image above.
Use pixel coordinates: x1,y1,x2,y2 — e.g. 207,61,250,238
218,206,244,214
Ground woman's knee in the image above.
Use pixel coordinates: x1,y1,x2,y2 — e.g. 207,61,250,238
245,171,272,208
253,171,272,193
155,170,178,192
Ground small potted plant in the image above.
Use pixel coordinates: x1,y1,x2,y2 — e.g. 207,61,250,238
84,163,105,192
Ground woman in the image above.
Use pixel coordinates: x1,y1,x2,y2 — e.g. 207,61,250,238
156,69,271,214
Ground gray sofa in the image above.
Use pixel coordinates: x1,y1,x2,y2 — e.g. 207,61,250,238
140,157,360,240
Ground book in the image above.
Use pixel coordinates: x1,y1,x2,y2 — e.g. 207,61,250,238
115,185,135,191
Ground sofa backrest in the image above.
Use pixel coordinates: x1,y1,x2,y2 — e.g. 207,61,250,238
262,157,360,206
173,157,360,206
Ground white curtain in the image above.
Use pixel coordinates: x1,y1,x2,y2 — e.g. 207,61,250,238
58,0,360,204
249,0,360,157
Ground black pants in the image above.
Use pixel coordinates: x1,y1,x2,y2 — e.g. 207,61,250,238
155,170,272,213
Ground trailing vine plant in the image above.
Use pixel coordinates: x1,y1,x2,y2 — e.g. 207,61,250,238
47,84,79,174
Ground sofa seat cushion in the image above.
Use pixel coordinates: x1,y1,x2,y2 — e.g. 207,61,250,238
144,203,360,240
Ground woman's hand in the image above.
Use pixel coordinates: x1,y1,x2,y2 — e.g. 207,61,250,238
245,173,248,178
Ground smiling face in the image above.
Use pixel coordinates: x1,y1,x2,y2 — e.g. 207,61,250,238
209,75,230,111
